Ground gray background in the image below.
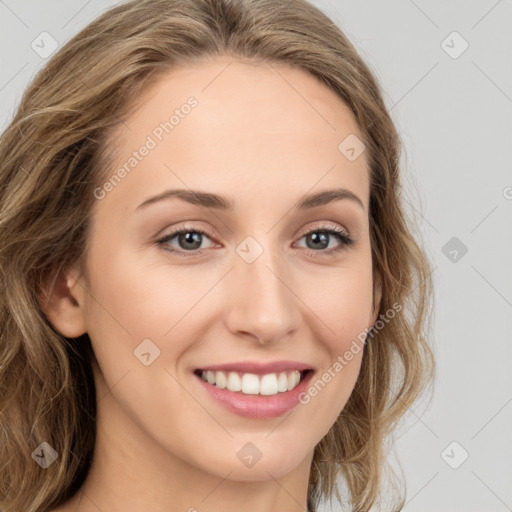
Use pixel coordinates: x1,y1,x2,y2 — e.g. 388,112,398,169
1,1,511,511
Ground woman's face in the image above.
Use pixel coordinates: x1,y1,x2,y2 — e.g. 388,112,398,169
68,56,379,483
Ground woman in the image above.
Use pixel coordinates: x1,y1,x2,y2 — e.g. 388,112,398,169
0,0,434,511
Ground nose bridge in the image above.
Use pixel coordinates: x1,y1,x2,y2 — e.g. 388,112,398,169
225,234,301,343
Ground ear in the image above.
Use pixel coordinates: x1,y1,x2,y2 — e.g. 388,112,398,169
38,263,87,338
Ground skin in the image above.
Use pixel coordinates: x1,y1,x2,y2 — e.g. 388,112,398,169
45,55,380,512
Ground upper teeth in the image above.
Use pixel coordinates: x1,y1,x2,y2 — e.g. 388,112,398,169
200,370,302,396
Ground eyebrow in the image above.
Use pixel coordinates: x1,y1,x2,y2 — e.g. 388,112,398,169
135,187,365,212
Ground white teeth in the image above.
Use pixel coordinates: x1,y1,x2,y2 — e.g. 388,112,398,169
199,369,304,396
277,372,288,392
226,372,242,392
260,373,278,395
215,371,227,389
241,373,260,394
287,370,300,390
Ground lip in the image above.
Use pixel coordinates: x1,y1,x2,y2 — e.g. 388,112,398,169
193,368,315,419
195,360,314,375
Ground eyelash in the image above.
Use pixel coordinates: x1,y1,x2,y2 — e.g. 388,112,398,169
156,223,354,258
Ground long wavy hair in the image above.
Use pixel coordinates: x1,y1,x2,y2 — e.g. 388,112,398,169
0,0,434,510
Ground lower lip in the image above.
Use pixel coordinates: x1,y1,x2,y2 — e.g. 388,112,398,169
194,371,314,419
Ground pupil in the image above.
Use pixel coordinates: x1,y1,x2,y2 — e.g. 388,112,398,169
309,232,328,249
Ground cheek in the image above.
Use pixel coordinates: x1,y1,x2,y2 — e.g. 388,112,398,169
85,242,195,336
295,264,373,426
306,262,375,346
82,243,224,400
79,245,177,387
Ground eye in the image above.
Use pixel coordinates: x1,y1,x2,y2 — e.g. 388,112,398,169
156,224,216,256
295,224,354,256
156,223,354,257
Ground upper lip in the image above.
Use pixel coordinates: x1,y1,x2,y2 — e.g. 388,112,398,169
195,360,314,375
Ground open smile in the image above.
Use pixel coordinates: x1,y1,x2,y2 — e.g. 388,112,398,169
193,365,315,419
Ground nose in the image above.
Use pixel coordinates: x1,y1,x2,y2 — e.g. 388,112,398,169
223,243,301,345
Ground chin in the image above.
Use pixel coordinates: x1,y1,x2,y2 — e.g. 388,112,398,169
199,439,312,483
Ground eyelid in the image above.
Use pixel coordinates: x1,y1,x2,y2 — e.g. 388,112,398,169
300,220,349,237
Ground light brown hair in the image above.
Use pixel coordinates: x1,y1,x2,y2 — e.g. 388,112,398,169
0,1,434,510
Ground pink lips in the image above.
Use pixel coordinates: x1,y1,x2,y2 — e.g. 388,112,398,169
193,361,315,419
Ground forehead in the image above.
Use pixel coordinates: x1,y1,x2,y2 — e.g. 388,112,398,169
94,56,369,218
